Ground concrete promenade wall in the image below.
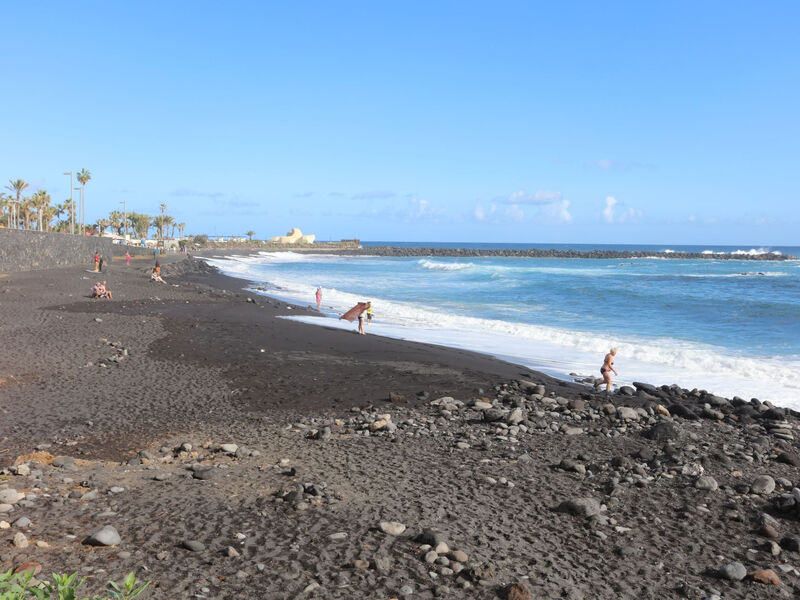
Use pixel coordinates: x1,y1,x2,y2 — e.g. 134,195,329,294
0,229,151,272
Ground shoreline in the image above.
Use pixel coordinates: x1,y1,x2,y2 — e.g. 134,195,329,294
2,257,799,599
198,249,798,406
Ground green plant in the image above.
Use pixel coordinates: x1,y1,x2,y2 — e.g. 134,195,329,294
106,573,149,600
0,570,149,600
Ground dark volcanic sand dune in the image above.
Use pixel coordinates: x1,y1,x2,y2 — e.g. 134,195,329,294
1,257,799,599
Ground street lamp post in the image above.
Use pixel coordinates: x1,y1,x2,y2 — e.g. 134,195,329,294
63,172,73,234
120,199,127,240
74,187,81,234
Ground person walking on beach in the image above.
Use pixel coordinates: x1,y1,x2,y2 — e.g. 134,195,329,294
339,301,371,335
315,287,322,309
595,348,619,392
125,250,131,265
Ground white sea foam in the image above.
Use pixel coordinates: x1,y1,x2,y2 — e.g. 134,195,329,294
417,259,474,271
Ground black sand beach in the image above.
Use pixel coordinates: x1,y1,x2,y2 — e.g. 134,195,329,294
2,256,799,599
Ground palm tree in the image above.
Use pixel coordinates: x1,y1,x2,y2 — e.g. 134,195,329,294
177,222,186,239
0,192,7,227
246,230,255,241
108,210,123,235
31,190,51,230
129,213,150,239
20,197,36,229
5,179,30,229
76,169,91,233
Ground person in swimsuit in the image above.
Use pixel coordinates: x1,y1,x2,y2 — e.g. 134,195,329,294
595,348,619,392
366,305,373,325
358,302,371,335
315,287,322,309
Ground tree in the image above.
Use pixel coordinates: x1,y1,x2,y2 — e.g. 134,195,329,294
128,213,150,239
108,210,124,235
31,190,51,231
246,230,255,241
177,222,186,238
0,192,7,227
5,179,30,229
76,169,91,233
96,218,111,234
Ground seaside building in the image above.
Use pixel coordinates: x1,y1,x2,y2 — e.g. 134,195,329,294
268,228,316,245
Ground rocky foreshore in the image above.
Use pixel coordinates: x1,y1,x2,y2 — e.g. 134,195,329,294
1,256,799,599
290,246,795,260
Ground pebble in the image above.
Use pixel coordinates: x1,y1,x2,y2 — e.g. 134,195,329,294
328,532,348,541
558,497,602,517
751,475,776,495
182,540,205,552
12,517,31,528
720,561,747,581
85,525,121,546
0,489,23,504
379,521,407,536
220,443,238,454
695,476,719,491
752,568,781,585
13,532,28,548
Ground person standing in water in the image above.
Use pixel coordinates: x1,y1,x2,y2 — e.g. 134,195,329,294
315,287,322,309
595,348,619,392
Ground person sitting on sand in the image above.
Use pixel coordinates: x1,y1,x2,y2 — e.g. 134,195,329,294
91,282,101,298
595,348,619,392
151,267,165,283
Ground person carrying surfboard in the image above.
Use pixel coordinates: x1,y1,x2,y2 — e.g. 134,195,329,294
339,301,371,335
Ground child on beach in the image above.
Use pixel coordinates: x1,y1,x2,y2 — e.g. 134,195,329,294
366,305,373,325
125,250,131,265
93,251,99,272
151,266,165,283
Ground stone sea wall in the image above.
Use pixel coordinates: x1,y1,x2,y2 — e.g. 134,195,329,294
0,229,151,272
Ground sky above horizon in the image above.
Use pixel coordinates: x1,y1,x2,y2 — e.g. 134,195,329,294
1,2,798,245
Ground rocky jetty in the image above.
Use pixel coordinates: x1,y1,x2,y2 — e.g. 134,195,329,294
316,246,794,260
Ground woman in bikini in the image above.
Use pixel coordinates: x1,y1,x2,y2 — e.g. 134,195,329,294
595,348,618,392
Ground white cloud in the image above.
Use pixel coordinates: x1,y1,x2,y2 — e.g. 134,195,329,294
474,203,497,221
603,196,618,223
603,196,641,224
545,199,572,223
688,214,697,222
505,190,563,205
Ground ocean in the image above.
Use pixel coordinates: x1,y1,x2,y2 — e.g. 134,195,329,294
206,244,800,407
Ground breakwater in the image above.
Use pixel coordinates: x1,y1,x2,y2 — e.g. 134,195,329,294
0,229,151,272
306,246,794,260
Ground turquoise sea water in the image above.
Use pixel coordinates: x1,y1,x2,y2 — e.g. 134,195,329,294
208,245,800,407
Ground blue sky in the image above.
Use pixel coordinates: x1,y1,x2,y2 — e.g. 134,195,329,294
2,1,798,244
